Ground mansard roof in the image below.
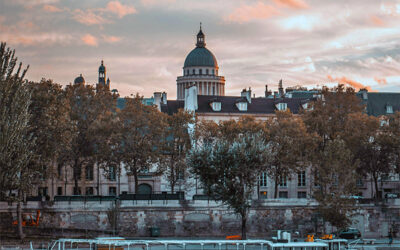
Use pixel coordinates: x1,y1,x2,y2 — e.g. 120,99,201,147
161,95,312,115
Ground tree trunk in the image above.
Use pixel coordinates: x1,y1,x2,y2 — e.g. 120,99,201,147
274,176,279,199
241,212,247,240
17,191,25,239
74,158,79,195
134,168,139,194
373,173,379,200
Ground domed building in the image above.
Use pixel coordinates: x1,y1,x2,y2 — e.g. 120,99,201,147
176,25,225,100
74,74,85,85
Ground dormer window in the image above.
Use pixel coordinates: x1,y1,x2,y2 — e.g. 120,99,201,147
236,102,248,111
210,101,221,111
386,105,393,114
276,102,287,111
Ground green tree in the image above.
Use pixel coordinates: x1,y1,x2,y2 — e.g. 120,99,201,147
189,118,269,239
0,42,34,239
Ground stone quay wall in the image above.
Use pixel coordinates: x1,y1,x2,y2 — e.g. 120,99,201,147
0,199,399,238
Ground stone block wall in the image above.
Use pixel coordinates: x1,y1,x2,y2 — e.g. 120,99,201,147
0,200,399,238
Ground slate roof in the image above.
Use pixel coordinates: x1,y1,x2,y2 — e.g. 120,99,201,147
356,92,400,116
161,100,185,115
161,95,311,115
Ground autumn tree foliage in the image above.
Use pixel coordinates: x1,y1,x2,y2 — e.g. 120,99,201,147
28,79,73,186
160,109,195,193
108,95,166,193
267,110,315,198
60,83,117,195
302,85,363,230
189,117,269,239
0,42,34,239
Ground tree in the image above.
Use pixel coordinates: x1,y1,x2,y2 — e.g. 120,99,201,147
61,83,117,195
0,42,34,239
113,95,166,193
302,84,363,231
266,110,314,198
28,79,73,192
189,117,269,239
343,113,395,199
161,109,194,193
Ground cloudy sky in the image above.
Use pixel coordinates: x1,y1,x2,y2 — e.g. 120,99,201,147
1,0,400,98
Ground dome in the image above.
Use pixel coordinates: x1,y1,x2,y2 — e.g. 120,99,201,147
74,74,85,84
184,47,218,68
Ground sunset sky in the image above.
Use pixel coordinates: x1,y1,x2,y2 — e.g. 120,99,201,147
1,0,400,98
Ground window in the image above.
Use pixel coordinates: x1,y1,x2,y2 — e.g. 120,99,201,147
297,191,307,198
199,69,202,75
73,187,81,195
386,105,393,114
236,102,248,111
259,172,268,187
206,69,209,75
85,187,94,195
38,187,48,196
276,103,287,111
57,187,63,196
85,165,94,181
298,171,306,187
210,102,221,111
259,191,268,199
279,191,288,198
108,166,116,181
192,69,195,75
332,174,339,186
356,178,363,187
109,187,117,196
212,69,215,75
279,176,287,187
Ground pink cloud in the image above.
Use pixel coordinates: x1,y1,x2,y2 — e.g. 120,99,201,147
327,75,374,92
106,1,137,18
227,2,280,23
103,35,122,43
73,9,109,26
273,0,308,9
43,4,62,12
374,76,387,85
81,34,98,46
370,15,385,26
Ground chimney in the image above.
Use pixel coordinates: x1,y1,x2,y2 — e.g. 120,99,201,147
265,85,272,98
184,84,198,111
241,87,252,103
278,79,284,97
161,92,167,105
154,92,162,111
359,88,368,100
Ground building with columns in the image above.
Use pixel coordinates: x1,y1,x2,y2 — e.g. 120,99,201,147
176,25,225,100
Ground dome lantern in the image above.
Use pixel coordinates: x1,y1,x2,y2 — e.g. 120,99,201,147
196,22,206,48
